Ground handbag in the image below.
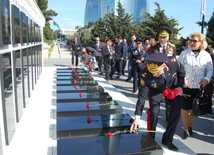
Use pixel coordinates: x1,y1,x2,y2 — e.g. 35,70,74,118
192,85,212,116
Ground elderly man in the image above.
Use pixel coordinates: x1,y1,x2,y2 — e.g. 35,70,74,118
148,27,176,122
93,37,104,74
70,37,82,66
130,53,185,151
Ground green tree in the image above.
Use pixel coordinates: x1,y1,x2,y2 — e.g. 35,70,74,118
206,12,214,45
105,2,134,40
36,0,58,41
89,18,106,44
139,3,182,43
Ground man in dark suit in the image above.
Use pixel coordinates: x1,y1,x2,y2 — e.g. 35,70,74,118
130,37,148,93
115,36,126,78
126,34,136,82
130,53,185,151
148,27,176,122
71,37,82,66
122,39,128,75
103,39,115,81
93,37,104,74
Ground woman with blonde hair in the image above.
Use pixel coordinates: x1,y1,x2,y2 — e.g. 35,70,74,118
178,32,213,139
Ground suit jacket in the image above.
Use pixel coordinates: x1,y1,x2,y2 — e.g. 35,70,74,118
103,46,115,64
148,42,176,56
93,42,104,56
135,57,185,116
85,47,99,57
71,41,82,56
115,41,126,60
128,41,136,54
124,43,129,59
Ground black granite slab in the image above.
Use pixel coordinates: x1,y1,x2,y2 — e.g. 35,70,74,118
57,132,163,155
57,70,87,73
57,85,104,93
56,76,93,81
57,72,90,76
57,114,133,139
57,80,97,86
57,67,85,71
57,92,112,103
57,101,123,117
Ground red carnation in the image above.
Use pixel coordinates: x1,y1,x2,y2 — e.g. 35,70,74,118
87,116,91,123
167,93,176,100
76,75,79,79
69,42,71,45
128,45,130,48
143,47,146,50
86,61,89,65
74,80,77,84
75,85,78,90
148,47,150,49
172,89,179,95
75,72,77,75
79,92,82,97
163,90,169,97
72,69,74,72
82,43,84,46
113,43,115,46
143,38,145,40
86,103,90,109
102,45,104,48
108,132,113,138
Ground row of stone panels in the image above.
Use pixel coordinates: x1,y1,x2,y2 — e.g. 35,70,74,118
56,67,163,155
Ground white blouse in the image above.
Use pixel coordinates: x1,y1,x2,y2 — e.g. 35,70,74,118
177,48,213,89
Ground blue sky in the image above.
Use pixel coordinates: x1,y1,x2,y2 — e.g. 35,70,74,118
48,0,214,38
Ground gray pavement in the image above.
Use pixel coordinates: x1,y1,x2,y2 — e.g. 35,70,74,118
44,41,214,155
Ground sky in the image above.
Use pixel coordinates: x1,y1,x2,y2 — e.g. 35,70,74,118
48,0,214,38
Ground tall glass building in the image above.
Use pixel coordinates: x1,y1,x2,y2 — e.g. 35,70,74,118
84,0,149,26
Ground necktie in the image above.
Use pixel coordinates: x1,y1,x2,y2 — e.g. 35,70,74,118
163,46,166,53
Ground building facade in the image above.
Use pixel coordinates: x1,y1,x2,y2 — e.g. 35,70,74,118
55,28,77,36
0,0,45,154
84,0,149,26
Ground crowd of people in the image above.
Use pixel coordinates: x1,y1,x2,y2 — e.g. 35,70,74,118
70,27,214,151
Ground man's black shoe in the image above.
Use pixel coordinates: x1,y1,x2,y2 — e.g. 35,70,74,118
162,140,178,151
99,73,103,75
132,91,137,93
110,76,113,80
116,76,120,78
125,78,131,82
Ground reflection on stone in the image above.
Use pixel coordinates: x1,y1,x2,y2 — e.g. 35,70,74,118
57,132,163,155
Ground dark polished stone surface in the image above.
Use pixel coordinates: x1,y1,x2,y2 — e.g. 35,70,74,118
57,132,163,155
57,85,104,93
57,101,123,117
57,92,112,103
56,76,93,81
57,67,85,71
57,114,133,139
57,72,90,76
57,80,97,86
57,70,87,73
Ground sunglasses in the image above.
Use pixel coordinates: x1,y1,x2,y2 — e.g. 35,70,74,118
190,39,200,43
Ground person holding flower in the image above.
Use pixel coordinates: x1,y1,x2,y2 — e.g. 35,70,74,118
177,32,213,139
130,53,185,151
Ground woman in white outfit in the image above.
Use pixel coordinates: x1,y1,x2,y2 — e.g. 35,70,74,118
178,32,213,139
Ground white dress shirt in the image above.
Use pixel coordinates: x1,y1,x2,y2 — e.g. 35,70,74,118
177,48,213,89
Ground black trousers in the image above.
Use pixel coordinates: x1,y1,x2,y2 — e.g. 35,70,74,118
98,57,104,73
71,52,75,65
127,59,133,80
116,59,123,77
122,59,127,75
148,95,181,142
104,63,110,80
75,55,79,66
109,59,116,78
132,63,141,92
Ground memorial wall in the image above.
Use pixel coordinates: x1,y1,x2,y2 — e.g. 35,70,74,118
0,0,45,154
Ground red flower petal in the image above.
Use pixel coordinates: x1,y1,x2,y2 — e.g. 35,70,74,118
87,116,91,123
102,45,104,48
86,61,89,65
148,47,150,49
69,42,71,45
143,47,146,50
172,89,179,95
74,80,77,84
86,103,90,109
75,72,77,75
162,90,168,97
108,132,113,138
76,75,79,79
143,38,145,40
82,43,84,46
72,69,74,72
79,92,82,97
75,85,78,90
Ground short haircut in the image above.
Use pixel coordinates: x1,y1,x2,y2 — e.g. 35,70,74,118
106,39,111,43
96,37,100,40
118,36,122,39
131,34,136,37
190,32,208,50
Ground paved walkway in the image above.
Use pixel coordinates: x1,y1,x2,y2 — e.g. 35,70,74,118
38,43,214,154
